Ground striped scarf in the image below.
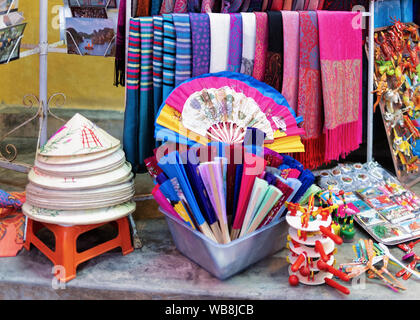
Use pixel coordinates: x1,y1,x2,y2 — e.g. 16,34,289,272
139,17,155,172
190,13,211,77
227,13,243,73
173,14,192,86
153,16,164,119
123,18,141,172
162,14,176,101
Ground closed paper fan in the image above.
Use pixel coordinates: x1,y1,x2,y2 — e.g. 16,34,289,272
155,72,305,153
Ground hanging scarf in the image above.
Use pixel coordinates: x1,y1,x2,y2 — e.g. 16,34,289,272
261,0,269,12
124,18,141,172
173,14,192,86
221,0,243,13
114,0,126,87
139,17,155,173
401,0,413,23
174,0,188,12
190,13,211,77
270,0,283,10
240,0,251,11
247,0,263,11
293,0,305,10
318,11,362,162
209,13,230,73
282,0,292,9
153,16,163,119
304,0,309,10
307,0,318,10
162,14,176,101
201,0,215,12
227,14,243,72
263,11,283,92
240,12,256,75
161,0,175,13
151,0,164,15
188,0,202,12
294,11,324,170
252,12,268,81
317,0,324,9
281,11,299,113
137,0,151,16
321,0,368,11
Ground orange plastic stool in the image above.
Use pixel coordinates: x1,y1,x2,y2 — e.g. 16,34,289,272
24,216,134,282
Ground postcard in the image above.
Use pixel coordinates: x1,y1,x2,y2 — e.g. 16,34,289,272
356,186,386,199
68,0,117,8
0,22,26,64
356,210,386,226
400,218,420,235
70,6,108,18
369,222,410,242
365,195,395,210
352,199,374,213
65,18,115,57
379,205,415,224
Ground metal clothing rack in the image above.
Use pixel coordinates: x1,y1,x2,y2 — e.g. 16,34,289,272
0,0,67,173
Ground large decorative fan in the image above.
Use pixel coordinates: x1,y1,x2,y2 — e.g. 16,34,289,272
155,72,305,153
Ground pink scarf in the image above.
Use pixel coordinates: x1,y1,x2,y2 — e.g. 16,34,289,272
281,11,299,113
252,12,268,81
317,11,363,162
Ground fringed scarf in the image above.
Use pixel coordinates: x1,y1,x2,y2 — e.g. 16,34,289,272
151,0,164,15
153,16,164,119
188,0,202,12
174,0,188,12
190,13,211,77
162,14,176,101
294,11,324,170
247,0,263,11
173,14,192,86
252,12,268,81
137,0,151,16
161,0,175,13
307,0,319,10
270,0,283,10
209,13,230,73
240,12,256,76
221,0,243,13
139,17,155,173
227,13,243,73
114,0,126,87
293,0,305,10
321,0,368,11
264,11,283,92
282,0,292,10
201,0,215,12
124,18,141,172
281,11,299,113
318,11,362,162
401,0,413,23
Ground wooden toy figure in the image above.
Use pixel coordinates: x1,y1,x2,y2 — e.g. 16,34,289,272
285,200,350,295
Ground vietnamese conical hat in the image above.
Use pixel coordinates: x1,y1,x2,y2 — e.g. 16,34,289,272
22,201,136,226
38,113,120,157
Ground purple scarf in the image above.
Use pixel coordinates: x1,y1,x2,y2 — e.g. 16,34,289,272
227,13,243,72
114,0,126,87
190,13,211,77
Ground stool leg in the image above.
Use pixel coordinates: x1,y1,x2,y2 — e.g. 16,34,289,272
54,227,78,282
118,217,134,256
23,218,33,251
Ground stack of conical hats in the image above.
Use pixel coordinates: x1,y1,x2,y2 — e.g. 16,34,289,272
23,113,136,225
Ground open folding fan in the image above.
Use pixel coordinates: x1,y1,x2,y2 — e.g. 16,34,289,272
155,72,305,153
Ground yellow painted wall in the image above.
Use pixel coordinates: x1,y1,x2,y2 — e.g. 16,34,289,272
0,0,125,110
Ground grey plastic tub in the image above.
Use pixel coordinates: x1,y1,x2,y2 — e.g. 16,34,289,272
160,208,288,280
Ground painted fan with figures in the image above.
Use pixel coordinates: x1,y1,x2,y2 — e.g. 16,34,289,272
155,72,306,153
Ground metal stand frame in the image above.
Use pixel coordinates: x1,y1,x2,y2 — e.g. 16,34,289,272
0,0,67,173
